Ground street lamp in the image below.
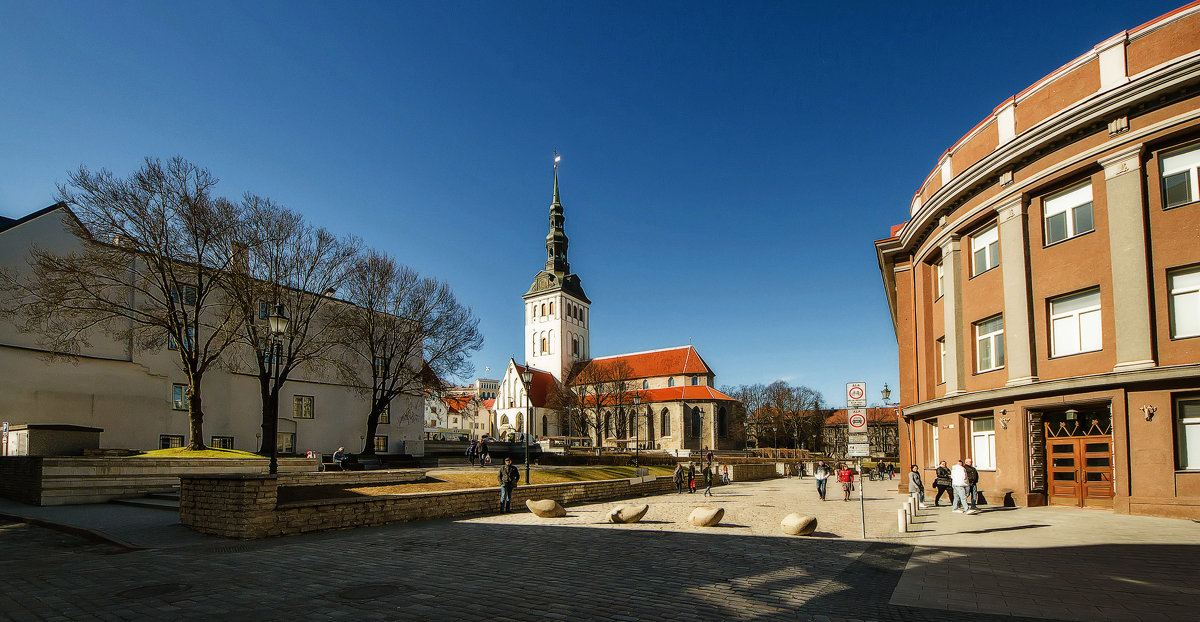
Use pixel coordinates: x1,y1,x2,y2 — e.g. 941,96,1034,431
520,367,534,485
266,303,289,475
881,383,892,404
632,394,641,469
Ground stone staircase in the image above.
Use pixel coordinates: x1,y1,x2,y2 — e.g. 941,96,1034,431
110,491,180,512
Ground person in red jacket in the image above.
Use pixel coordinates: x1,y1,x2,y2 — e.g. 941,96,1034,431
836,462,855,501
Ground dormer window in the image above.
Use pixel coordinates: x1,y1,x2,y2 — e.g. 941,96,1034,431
668,377,675,388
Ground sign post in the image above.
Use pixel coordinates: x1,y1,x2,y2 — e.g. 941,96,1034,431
1,421,7,457
846,383,868,539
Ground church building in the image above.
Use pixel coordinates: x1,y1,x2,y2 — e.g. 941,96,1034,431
492,161,738,453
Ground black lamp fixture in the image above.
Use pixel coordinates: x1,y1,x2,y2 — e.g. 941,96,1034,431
632,393,642,469
520,366,534,485
881,383,892,403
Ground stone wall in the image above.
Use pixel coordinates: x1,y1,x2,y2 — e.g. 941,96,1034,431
181,475,677,539
728,463,776,482
0,456,319,506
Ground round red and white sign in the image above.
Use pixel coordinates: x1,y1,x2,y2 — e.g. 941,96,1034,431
850,413,867,428
848,386,864,400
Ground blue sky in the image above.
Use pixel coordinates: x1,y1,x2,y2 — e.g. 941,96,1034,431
0,1,1186,406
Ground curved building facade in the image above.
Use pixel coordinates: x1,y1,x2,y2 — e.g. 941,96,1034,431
876,3,1200,518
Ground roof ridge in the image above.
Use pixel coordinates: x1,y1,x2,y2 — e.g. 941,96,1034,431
590,345,693,360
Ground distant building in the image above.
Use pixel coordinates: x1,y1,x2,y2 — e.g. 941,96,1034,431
821,408,900,461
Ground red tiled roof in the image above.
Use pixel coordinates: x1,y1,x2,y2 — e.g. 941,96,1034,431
824,407,899,425
584,346,711,379
482,399,495,409
443,395,474,413
578,385,736,407
514,362,558,408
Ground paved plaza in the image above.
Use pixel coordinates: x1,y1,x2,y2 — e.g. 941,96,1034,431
1,475,1198,621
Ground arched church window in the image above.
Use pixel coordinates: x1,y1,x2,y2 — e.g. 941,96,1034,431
691,408,702,438
541,303,546,316
668,377,675,388
500,414,509,426
718,407,728,438
542,415,548,436
540,337,547,354
604,412,611,437
645,407,654,441
549,302,554,316
661,408,671,436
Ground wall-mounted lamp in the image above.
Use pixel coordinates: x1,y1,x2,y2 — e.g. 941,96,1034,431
1141,405,1157,422
1065,409,1079,421
998,409,1010,430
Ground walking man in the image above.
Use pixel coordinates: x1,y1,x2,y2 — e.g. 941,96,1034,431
466,440,477,467
950,459,970,513
702,463,714,497
909,464,928,508
964,458,981,514
814,460,831,501
478,439,489,467
497,457,520,512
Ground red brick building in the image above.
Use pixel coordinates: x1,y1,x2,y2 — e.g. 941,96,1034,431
876,4,1200,519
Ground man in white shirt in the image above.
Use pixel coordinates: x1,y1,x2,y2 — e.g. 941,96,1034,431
950,460,971,513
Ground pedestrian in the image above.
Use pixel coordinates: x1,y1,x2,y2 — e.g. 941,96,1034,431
933,460,952,506
478,439,489,467
797,461,805,478
333,446,349,471
466,440,477,466
837,462,855,501
722,464,730,484
887,463,896,480
688,462,697,493
673,463,685,493
964,458,981,514
702,463,714,497
497,457,520,512
908,464,928,508
705,448,714,463
950,459,970,513
813,460,831,501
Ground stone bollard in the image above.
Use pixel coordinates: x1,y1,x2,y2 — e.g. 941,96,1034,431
898,508,907,533
908,496,917,517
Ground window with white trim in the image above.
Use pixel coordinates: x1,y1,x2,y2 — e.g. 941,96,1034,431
975,315,1005,372
1162,144,1200,209
1043,182,1094,245
293,395,314,419
1169,267,1200,339
1050,288,1102,357
159,434,184,449
936,337,946,384
668,377,675,388
1177,397,1200,470
935,259,944,299
971,224,999,276
970,416,996,470
172,384,189,411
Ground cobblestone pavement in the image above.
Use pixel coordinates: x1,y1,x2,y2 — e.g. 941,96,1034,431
0,476,1196,621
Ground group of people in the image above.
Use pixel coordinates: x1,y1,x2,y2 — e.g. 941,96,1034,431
465,439,490,467
810,460,860,501
908,459,981,514
671,462,729,497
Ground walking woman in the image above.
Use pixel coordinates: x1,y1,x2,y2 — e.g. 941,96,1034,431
688,462,697,493
673,463,685,494
836,462,855,501
933,460,952,506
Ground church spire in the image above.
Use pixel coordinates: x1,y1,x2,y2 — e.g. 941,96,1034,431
546,151,569,274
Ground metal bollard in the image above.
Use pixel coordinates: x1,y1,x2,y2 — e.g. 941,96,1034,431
898,508,907,533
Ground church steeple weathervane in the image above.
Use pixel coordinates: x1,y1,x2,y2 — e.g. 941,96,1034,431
546,150,570,274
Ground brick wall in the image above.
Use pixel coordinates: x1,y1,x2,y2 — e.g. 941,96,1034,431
180,475,677,539
729,463,776,482
0,457,43,504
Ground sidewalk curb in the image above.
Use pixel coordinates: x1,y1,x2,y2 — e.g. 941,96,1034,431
0,511,148,552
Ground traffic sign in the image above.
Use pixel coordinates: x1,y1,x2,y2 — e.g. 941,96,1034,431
847,433,869,444
847,443,870,457
846,382,867,408
847,408,868,433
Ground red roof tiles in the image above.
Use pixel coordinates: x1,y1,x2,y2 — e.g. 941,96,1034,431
824,407,899,425
585,346,711,379
514,362,558,408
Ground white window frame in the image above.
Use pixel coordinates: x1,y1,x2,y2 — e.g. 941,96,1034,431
975,315,1005,373
971,224,1000,276
1169,266,1200,339
1050,288,1103,357
937,337,946,384
293,395,314,419
1178,397,1200,470
935,260,944,299
970,416,996,470
1043,182,1095,245
172,384,190,411
1162,144,1200,209
929,420,939,466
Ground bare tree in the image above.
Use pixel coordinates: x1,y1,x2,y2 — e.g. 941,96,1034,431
723,383,768,447
566,358,639,447
337,250,482,454
0,157,242,449
220,195,361,455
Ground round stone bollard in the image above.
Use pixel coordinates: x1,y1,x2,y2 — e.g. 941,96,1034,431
607,504,649,524
689,506,724,527
780,513,817,536
526,499,566,518
898,508,908,533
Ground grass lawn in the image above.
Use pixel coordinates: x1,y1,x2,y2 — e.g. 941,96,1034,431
279,465,675,503
134,448,264,458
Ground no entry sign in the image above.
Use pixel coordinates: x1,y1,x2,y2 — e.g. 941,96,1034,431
847,408,868,433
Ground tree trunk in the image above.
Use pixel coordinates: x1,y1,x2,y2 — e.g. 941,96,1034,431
362,401,382,455
258,374,274,455
187,377,206,450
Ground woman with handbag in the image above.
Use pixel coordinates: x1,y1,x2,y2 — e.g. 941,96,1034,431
933,460,952,506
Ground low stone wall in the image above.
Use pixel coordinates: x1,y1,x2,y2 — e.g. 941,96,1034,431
276,469,426,487
181,474,677,539
0,456,319,506
728,463,777,482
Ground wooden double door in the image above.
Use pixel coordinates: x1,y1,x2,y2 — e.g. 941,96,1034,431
1047,435,1114,508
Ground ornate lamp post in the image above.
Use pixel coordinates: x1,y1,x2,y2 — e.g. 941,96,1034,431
266,303,289,475
881,383,892,404
520,367,534,485
632,394,641,469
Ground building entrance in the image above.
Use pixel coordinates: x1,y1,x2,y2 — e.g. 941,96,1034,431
1043,407,1114,508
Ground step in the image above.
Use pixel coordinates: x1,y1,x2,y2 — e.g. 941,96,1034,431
110,497,180,511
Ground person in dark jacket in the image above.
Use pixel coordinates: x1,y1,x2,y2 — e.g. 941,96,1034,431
497,457,520,512
333,447,349,471
672,463,685,494
466,440,477,466
933,460,952,506
702,463,714,497
687,463,697,493
964,458,981,514
478,440,489,467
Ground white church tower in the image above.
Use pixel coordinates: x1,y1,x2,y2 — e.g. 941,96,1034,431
523,158,590,381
